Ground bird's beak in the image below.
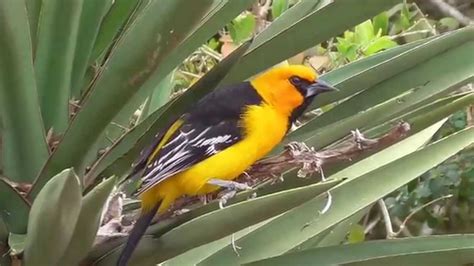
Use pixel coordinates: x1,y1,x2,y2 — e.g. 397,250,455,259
305,79,339,97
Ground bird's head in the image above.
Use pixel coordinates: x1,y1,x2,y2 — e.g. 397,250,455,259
250,65,337,118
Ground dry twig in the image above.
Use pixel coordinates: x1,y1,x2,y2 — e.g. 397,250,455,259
378,199,396,239
243,122,411,185
378,194,453,239
395,194,453,236
429,0,473,26
252,0,272,34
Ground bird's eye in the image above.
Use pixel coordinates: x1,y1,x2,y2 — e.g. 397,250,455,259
289,76,301,86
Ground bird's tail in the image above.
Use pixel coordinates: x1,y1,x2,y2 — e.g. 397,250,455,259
117,200,161,266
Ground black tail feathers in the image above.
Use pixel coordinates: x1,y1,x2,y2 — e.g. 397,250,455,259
117,201,161,266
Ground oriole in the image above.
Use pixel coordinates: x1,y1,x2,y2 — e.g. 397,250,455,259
117,65,337,265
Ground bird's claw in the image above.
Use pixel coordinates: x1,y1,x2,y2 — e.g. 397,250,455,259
208,178,252,191
218,190,237,209
232,182,252,191
271,173,284,184
207,179,253,209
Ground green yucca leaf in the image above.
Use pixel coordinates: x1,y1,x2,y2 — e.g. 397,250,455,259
222,0,401,84
135,70,175,124
310,35,474,133
92,179,341,265
247,234,474,266
80,0,147,91
25,0,41,49
58,176,116,265
165,220,272,266
88,0,141,68
288,90,416,149
0,178,30,234
146,70,176,117
320,37,428,91
70,0,114,97
287,93,473,193
295,27,474,136
105,0,255,142
366,92,474,138
199,121,446,264
0,0,49,182
299,208,370,250
407,93,474,133
200,124,473,265
8,233,26,256
24,169,82,266
35,0,83,132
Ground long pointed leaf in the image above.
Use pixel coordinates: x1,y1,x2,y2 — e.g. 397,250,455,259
0,178,30,234
35,0,83,132
199,121,460,265
0,0,49,182
104,0,254,142
58,176,116,265
24,169,82,266
92,180,341,265
297,37,474,136
222,0,401,84
25,0,41,50
70,0,113,97
89,0,141,65
315,27,472,109
165,220,273,266
247,234,474,266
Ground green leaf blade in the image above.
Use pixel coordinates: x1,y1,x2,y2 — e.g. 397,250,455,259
223,0,401,84
92,180,341,265
34,0,83,132
0,0,49,182
25,0,42,49
0,178,30,234
24,169,82,266
247,235,474,266
58,176,116,265
70,0,114,98
199,121,460,265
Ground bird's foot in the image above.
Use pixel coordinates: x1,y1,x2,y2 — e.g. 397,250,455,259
270,173,284,184
208,179,252,209
207,179,252,191
199,194,208,205
218,190,237,209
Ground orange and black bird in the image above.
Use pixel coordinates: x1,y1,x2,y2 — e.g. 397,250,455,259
117,65,337,265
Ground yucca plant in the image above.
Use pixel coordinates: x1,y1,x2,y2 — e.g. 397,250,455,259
0,0,473,265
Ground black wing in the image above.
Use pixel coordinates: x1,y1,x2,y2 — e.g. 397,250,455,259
135,82,263,195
